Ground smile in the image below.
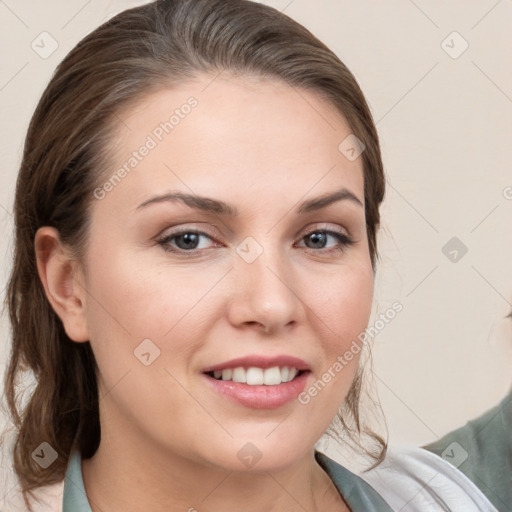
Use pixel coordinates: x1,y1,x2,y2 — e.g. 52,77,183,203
201,355,311,409
206,366,301,385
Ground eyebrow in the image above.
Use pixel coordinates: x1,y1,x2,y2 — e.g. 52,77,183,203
136,188,363,216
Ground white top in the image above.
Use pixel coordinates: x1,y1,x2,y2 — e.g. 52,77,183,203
357,445,499,511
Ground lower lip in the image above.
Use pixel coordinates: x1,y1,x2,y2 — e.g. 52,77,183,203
203,372,309,409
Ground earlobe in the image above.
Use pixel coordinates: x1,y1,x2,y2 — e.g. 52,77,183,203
34,226,90,342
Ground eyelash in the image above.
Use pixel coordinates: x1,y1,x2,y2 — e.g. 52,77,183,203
156,227,355,256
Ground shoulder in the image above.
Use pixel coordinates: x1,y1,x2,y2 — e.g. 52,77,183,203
425,393,511,460
357,445,498,512
424,392,512,509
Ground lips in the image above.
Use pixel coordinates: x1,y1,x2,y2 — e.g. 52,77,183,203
201,355,310,386
201,355,311,409
201,354,310,373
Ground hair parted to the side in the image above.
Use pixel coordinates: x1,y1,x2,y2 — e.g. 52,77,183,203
2,0,386,504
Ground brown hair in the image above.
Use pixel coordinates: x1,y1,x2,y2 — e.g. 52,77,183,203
2,0,386,504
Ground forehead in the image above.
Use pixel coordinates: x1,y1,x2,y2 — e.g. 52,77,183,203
100,74,365,212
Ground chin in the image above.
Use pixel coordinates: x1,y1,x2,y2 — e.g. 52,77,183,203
195,431,316,474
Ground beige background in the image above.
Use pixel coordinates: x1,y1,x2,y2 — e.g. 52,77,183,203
1,0,511,493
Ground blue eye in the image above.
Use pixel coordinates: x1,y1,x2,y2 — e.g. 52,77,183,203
157,228,354,255
157,230,215,253
299,229,355,253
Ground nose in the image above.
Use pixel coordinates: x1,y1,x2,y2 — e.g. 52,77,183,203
226,244,305,335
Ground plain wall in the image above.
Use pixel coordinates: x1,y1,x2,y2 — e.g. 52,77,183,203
1,0,511,488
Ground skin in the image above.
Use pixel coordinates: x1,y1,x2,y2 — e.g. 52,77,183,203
35,73,374,512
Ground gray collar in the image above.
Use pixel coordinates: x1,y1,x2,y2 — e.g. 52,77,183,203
63,450,393,511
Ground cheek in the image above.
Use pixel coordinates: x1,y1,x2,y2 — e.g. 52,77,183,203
295,266,372,423
311,264,374,344
83,244,222,340
81,245,231,401
306,263,373,396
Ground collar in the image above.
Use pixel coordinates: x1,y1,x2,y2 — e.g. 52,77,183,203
62,450,92,512
63,450,392,511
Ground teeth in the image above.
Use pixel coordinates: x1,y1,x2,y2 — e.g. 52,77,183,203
264,366,281,385
232,367,246,383
211,366,301,385
246,367,264,385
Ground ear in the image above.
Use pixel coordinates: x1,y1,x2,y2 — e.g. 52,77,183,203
34,226,89,342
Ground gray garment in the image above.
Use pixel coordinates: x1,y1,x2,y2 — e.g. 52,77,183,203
62,449,393,511
424,389,512,512
315,451,393,510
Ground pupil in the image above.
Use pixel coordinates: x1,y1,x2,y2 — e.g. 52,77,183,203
178,233,199,249
308,232,326,248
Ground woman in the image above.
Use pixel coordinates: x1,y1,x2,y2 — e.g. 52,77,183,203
2,1,498,510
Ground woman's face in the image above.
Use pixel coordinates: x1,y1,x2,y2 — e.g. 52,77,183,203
77,74,374,471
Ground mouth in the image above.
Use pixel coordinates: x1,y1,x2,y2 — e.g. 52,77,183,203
204,366,306,385
201,355,311,409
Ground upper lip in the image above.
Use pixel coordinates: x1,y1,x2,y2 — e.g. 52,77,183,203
201,355,310,373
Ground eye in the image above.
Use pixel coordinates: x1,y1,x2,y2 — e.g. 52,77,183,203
297,229,355,254
157,229,218,253
156,227,355,256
